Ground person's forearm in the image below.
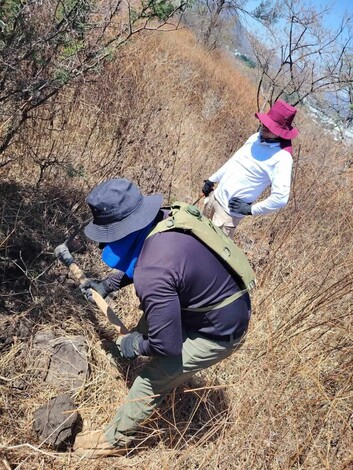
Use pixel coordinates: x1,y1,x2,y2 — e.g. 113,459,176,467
251,191,289,216
106,270,133,291
209,161,230,182
209,141,249,182
252,154,292,216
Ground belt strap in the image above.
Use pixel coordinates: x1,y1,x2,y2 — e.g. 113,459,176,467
181,289,247,313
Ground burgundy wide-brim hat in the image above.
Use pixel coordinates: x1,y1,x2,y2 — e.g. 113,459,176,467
255,100,299,140
84,178,163,243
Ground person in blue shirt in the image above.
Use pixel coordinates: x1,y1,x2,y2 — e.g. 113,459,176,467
74,178,251,458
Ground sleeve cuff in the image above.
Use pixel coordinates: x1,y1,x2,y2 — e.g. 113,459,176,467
137,337,153,356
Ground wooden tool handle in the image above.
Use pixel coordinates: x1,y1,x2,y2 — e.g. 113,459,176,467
68,262,129,335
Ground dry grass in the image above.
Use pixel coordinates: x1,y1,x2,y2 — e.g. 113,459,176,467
1,25,352,470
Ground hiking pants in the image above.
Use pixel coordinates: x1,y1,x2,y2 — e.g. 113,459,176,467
203,192,242,239
104,321,245,449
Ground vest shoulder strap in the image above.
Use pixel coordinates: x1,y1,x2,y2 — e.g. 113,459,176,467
147,202,256,303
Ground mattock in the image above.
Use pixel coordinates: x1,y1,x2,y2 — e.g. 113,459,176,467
54,224,129,335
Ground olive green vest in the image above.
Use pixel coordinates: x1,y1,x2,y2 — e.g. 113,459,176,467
147,202,255,312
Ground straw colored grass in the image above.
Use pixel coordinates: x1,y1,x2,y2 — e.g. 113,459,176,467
1,24,352,470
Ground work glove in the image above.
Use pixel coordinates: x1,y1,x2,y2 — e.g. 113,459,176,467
228,197,252,215
100,338,133,365
116,331,142,360
54,243,74,267
202,180,215,197
80,278,114,303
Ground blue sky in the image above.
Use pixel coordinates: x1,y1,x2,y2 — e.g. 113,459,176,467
241,0,353,113
311,0,353,29
246,0,353,31
242,0,353,46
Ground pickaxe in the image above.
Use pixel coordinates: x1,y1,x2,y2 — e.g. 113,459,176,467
54,224,129,335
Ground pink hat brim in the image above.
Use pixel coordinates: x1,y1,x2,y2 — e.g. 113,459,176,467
255,112,299,140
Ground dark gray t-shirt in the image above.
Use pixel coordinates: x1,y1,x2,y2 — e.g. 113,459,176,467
133,229,251,357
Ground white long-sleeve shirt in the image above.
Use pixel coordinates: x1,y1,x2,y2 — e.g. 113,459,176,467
209,133,293,217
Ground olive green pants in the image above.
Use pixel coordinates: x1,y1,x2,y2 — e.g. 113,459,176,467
104,320,245,449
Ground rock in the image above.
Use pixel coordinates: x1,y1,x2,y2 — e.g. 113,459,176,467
32,330,89,390
17,318,33,339
33,393,80,450
32,330,56,380
46,336,89,389
33,329,56,345
0,317,33,351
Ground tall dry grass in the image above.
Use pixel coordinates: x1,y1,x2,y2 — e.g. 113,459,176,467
0,26,352,470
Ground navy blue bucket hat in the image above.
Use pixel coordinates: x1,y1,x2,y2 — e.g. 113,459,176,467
84,178,163,243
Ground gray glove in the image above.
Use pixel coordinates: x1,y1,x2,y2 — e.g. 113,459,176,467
80,278,114,303
228,197,252,215
116,331,142,360
101,338,135,365
54,243,74,266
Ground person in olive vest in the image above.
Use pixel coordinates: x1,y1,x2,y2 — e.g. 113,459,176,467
74,178,251,458
202,100,299,238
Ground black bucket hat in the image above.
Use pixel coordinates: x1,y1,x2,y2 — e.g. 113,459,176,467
84,178,163,243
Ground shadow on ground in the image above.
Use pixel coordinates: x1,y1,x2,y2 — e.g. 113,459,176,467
0,180,92,346
134,373,231,452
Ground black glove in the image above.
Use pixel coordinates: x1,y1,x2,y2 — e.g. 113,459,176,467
116,331,142,360
228,197,252,215
202,180,215,197
80,278,114,303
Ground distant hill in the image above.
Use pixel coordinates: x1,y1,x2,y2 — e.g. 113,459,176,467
233,19,256,59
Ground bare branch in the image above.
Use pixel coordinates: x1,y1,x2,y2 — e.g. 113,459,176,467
0,0,187,156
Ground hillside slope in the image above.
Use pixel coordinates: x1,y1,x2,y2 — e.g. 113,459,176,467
1,28,352,469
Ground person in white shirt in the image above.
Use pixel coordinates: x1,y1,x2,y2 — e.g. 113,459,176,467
202,100,299,238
